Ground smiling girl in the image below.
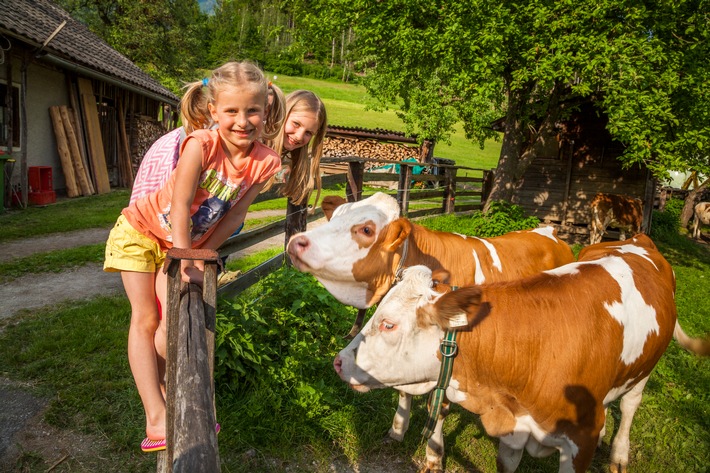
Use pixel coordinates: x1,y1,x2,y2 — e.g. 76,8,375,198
104,61,281,451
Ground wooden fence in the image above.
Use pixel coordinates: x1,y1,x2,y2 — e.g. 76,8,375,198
217,156,491,298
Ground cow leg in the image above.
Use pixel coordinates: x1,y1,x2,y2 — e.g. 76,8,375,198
692,216,699,239
388,391,412,441
598,407,608,446
609,375,650,473
619,229,627,241
421,402,449,473
497,441,524,472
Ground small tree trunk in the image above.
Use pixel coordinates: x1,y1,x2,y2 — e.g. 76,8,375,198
681,178,709,228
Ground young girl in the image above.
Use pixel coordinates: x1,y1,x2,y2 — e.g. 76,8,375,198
129,83,285,205
264,89,328,206
104,61,282,452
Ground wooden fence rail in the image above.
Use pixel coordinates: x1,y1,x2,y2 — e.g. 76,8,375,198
217,156,491,298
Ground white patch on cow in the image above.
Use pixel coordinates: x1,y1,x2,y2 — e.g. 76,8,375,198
601,257,659,365
473,237,503,273
531,226,559,242
445,378,468,403
472,249,486,284
544,263,582,277
318,279,369,308
604,243,658,270
603,378,636,405
453,233,468,239
504,415,579,472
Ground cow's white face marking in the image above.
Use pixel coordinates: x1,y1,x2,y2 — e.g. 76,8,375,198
335,266,444,389
287,193,400,306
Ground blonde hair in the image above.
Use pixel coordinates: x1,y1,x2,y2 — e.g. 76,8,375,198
179,61,285,136
265,90,327,206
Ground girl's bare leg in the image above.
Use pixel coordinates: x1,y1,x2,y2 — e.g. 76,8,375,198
122,271,165,441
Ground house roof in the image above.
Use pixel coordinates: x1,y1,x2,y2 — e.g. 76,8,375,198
0,0,179,104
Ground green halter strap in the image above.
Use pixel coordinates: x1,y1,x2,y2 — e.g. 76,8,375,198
421,328,459,438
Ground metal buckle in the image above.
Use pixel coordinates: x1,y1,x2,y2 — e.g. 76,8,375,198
439,339,458,357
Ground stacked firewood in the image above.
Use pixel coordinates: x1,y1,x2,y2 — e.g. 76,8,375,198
323,136,420,163
131,117,168,172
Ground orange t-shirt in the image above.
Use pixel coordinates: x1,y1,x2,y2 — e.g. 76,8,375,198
123,129,280,250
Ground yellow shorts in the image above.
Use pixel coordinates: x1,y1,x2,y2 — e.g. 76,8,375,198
104,214,166,273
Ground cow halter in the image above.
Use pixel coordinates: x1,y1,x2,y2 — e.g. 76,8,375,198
393,237,410,284
422,328,459,439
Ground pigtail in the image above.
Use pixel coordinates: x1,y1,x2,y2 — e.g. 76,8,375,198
262,83,286,141
179,80,212,133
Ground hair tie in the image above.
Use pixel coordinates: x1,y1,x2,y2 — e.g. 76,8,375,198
267,81,273,88
202,78,209,87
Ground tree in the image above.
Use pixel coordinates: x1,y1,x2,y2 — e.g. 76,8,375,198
57,0,210,93
292,0,710,209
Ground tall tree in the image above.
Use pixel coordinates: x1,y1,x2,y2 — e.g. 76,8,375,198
293,0,710,208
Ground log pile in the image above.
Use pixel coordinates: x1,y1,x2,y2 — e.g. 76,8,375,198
323,136,420,162
130,117,169,174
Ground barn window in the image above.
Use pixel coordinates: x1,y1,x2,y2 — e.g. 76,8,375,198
0,82,20,148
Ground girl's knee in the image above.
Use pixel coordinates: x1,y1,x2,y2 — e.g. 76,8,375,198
130,308,160,333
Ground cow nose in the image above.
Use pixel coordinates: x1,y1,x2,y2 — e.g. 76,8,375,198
333,355,342,374
288,234,310,255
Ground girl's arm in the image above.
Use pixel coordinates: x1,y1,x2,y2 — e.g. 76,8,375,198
199,181,268,251
169,138,204,281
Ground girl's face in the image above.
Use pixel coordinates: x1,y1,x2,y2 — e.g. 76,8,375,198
209,84,266,155
282,110,320,152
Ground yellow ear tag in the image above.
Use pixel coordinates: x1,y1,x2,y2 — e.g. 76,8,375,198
449,312,468,328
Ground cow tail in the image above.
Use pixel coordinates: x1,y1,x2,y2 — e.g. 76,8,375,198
674,321,710,356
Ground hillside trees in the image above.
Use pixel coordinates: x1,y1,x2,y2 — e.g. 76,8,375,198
293,0,710,208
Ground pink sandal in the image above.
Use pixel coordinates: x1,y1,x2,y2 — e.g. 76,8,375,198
140,424,220,453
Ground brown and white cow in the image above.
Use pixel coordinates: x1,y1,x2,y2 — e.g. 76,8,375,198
334,234,709,472
288,192,575,442
288,192,574,310
589,193,644,245
691,202,710,240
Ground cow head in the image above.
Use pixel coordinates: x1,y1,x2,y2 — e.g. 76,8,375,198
287,192,409,308
333,266,481,394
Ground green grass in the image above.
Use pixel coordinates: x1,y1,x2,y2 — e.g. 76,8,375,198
0,190,129,243
0,244,105,283
1,233,708,472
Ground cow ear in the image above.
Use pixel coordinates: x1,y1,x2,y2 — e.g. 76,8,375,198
382,218,412,252
321,195,347,221
418,287,482,330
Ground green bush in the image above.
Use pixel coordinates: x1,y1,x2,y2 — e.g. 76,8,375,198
214,265,355,403
419,200,540,237
650,198,684,242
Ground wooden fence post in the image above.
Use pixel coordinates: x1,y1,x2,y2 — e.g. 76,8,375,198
442,167,457,214
284,198,308,250
397,164,412,215
157,248,221,473
346,160,364,202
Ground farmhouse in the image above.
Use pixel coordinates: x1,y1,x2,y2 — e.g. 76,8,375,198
497,100,655,243
0,0,178,208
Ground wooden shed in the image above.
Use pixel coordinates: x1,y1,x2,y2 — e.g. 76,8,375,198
504,101,655,243
1,0,179,207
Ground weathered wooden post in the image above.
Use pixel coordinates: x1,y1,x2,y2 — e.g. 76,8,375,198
442,166,457,214
397,163,412,215
284,198,308,250
156,248,221,473
346,160,364,202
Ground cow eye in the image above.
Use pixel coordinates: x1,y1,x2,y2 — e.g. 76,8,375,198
361,226,373,236
379,320,396,331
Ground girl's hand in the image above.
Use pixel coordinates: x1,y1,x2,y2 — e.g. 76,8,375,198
181,261,204,285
